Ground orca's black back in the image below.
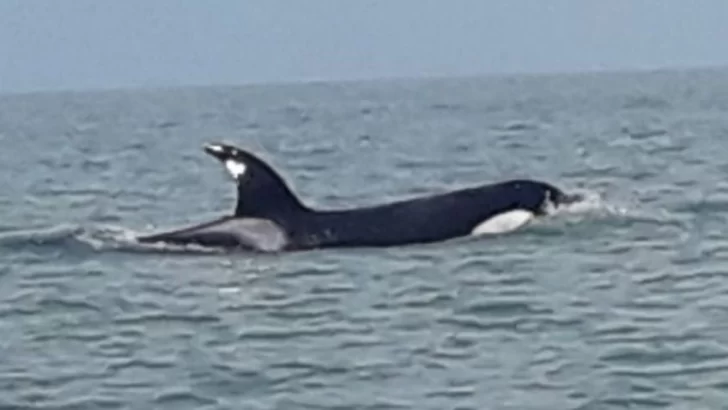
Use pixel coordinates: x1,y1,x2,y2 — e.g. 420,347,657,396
280,179,560,249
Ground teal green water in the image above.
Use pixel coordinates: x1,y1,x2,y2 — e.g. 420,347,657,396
2,68,728,409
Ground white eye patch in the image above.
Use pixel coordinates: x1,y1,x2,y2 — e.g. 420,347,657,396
224,159,247,179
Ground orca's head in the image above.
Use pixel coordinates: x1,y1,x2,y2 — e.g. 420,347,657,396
540,183,584,214
502,180,584,216
545,185,584,211
203,142,306,217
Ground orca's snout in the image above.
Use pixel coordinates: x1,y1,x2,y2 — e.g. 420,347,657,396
554,191,584,206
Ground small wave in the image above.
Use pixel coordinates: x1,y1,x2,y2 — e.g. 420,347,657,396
430,102,463,112
0,223,225,255
154,120,180,129
493,120,542,132
0,224,84,247
620,127,668,140
622,95,671,110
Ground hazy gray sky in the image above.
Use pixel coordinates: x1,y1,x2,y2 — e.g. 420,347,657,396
1,0,726,93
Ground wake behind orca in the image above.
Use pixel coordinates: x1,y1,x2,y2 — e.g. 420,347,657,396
136,143,583,252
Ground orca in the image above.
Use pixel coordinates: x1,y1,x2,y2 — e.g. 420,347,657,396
136,143,582,252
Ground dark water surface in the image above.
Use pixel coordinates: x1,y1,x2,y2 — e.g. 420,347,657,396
2,68,728,409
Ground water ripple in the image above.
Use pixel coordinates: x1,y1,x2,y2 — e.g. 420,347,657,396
4,70,728,408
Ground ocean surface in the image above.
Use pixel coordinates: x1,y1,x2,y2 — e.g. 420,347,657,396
2,67,728,409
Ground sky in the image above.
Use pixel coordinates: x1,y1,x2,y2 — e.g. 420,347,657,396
1,0,727,93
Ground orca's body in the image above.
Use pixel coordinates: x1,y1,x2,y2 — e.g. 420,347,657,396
136,143,581,252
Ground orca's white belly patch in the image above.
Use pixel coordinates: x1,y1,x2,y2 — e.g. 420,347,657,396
470,209,535,236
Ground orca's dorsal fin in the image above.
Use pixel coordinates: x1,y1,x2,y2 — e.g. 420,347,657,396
203,143,308,217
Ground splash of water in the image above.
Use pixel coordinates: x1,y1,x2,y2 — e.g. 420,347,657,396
553,188,631,218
